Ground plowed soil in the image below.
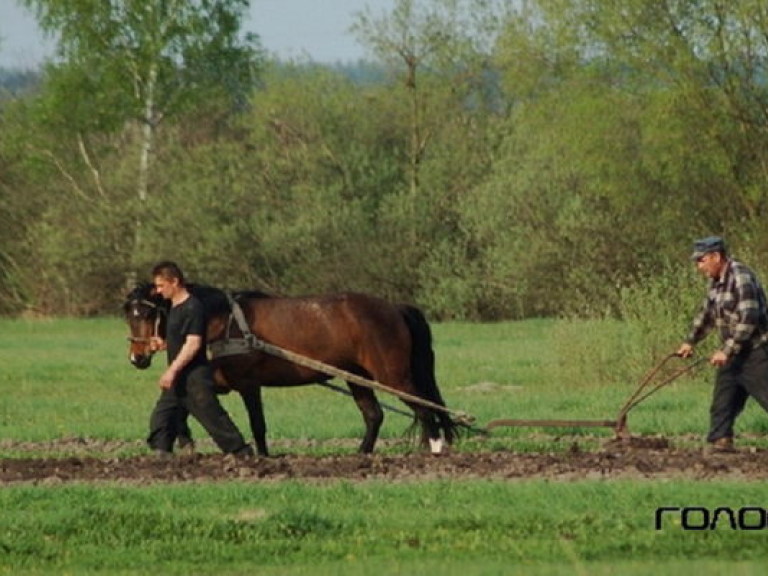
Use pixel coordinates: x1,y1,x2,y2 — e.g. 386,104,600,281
3,437,768,485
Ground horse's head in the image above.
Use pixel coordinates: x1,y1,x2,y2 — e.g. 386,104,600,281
123,282,166,369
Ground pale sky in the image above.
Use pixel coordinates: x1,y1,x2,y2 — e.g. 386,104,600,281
0,0,394,69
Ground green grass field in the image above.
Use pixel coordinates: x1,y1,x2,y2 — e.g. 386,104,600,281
2,316,768,575
2,316,767,454
2,481,767,576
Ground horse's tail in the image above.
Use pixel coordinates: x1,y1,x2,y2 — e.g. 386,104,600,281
399,304,457,444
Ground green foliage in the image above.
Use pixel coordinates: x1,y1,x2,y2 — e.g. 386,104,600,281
22,0,262,116
546,262,704,387
6,0,264,305
6,0,768,319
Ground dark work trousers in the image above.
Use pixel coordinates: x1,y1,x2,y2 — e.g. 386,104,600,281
147,365,249,454
174,407,194,447
708,345,768,442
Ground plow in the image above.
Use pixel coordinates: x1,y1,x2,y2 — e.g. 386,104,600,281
485,352,707,440
237,332,707,446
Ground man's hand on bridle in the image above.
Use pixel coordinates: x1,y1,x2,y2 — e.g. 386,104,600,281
150,337,166,352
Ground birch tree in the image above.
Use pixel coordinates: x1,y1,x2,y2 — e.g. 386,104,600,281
21,0,262,273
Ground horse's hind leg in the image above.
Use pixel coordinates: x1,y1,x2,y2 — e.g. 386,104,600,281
407,404,442,449
240,387,269,457
347,383,384,453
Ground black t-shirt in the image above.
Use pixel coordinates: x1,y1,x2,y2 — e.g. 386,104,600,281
165,294,208,374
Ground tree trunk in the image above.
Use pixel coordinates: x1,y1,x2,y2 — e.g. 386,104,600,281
130,60,158,281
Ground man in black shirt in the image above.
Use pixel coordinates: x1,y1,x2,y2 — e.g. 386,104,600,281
147,261,253,457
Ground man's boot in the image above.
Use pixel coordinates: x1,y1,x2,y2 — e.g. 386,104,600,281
709,437,736,453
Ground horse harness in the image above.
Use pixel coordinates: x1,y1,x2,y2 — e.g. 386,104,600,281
206,295,475,427
208,294,264,359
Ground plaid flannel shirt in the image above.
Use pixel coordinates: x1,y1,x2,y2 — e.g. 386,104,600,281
686,259,768,357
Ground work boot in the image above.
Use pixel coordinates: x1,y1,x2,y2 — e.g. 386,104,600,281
222,445,255,471
177,438,196,456
233,444,255,458
153,449,174,461
708,437,736,453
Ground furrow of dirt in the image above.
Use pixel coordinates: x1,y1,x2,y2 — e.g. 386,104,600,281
3,440,768,485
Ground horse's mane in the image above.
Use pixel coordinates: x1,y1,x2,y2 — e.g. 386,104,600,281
233,289,273,300
126,281,154,301
126,282,272,317
188,284,273,317
124,282,162,312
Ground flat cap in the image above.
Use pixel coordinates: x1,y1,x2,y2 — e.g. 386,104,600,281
691,236,727,260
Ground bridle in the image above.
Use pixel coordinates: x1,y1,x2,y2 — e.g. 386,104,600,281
126,298,165,349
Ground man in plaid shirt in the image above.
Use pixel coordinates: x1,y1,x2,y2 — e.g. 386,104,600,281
677,236,768,451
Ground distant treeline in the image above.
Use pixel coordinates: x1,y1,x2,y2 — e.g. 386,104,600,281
0,67,40,95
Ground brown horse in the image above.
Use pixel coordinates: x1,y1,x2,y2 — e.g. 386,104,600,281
123,283,457,455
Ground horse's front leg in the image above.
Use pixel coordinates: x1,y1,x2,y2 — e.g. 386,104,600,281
239,387,269,457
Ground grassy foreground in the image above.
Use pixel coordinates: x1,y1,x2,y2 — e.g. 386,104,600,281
2,480,767,576
2,316,768,574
